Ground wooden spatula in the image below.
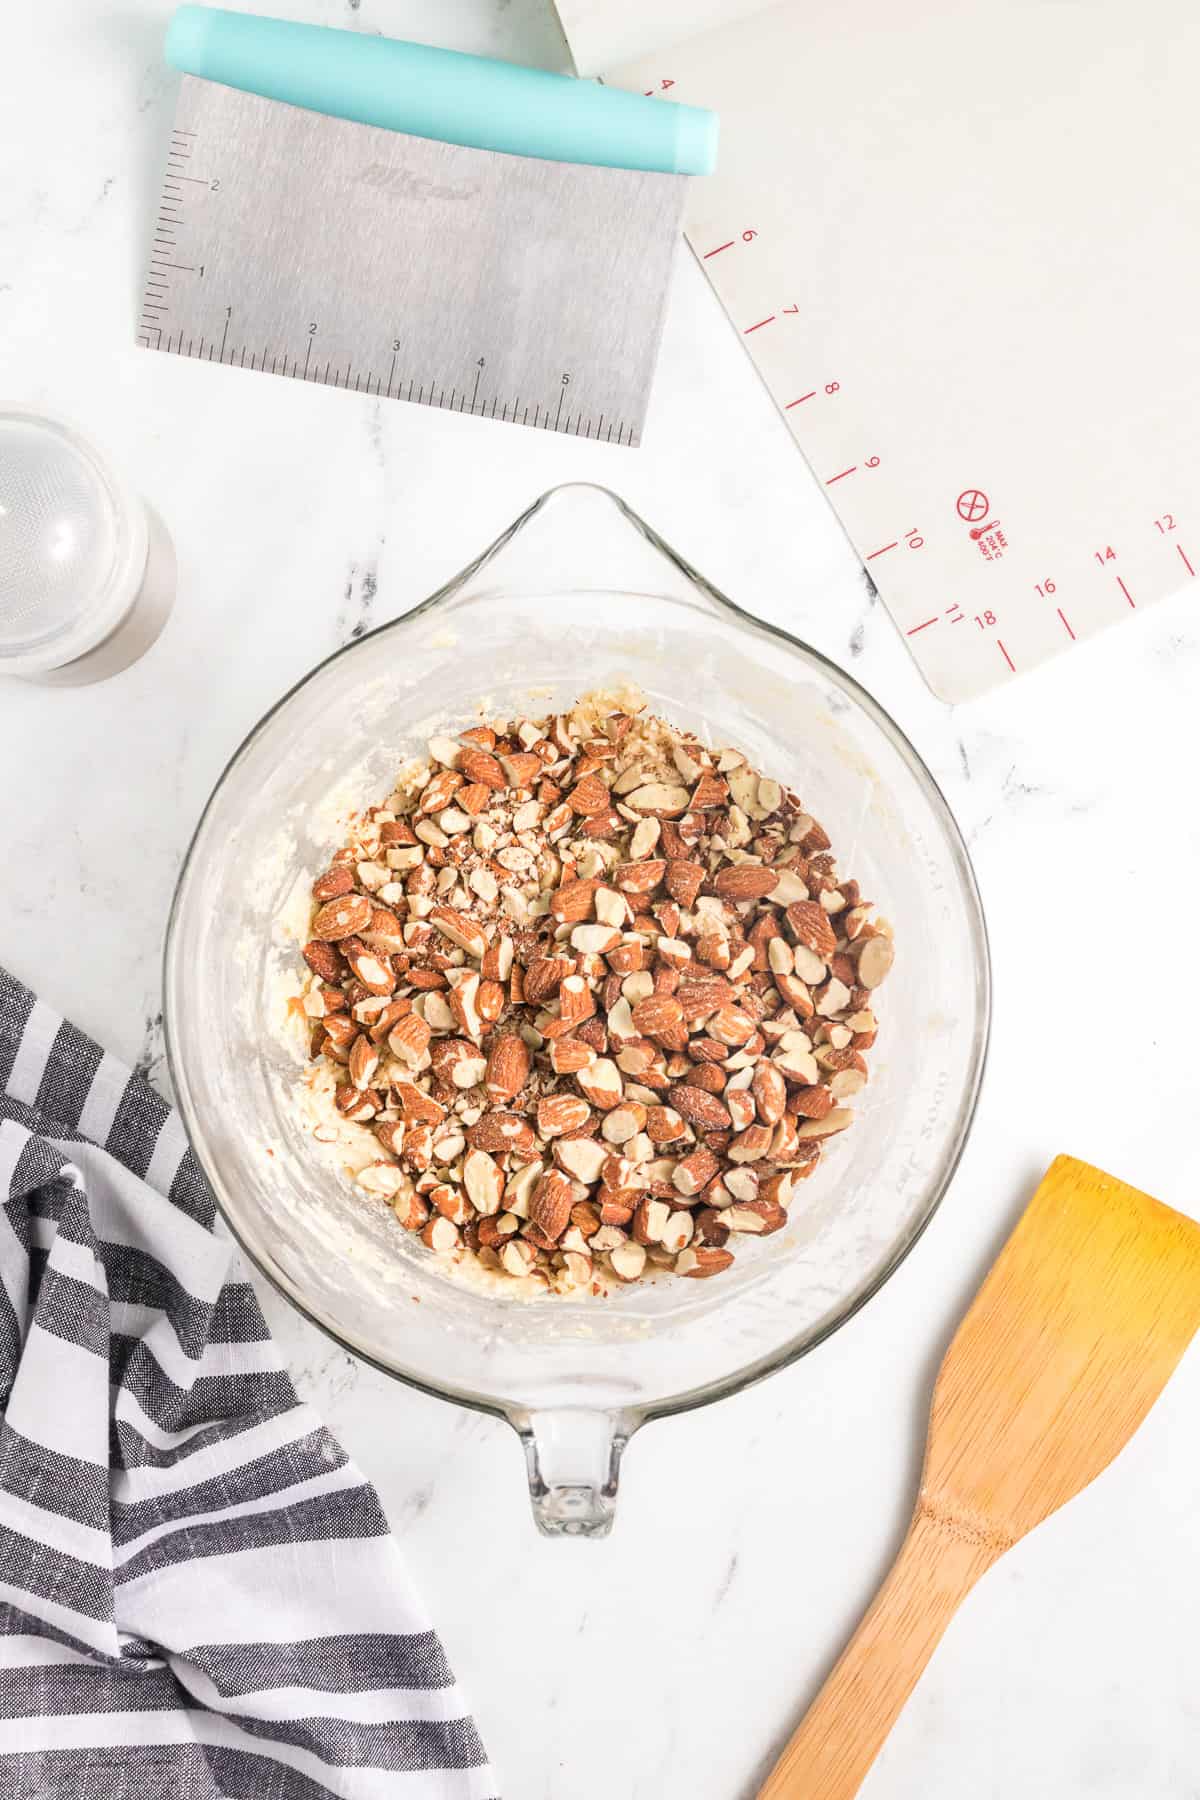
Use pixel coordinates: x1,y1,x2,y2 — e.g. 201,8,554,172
758,1154,1200,1800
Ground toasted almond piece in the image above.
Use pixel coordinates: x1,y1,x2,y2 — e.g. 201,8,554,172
614,859,667,895
459,747,506,789
429,905,487,960
727,1123,774,1164
595,887,627,928
660,1209,695,1253
501,751,543,787
675,1245,735,1279
758,1171,794,1210
771,868,810,906
477,978,505,1024
557,975,595,1029
548,1035,595,1075
571,923,622,954
726,1199,787,1235
816,977,853,1018
485,1032,530,1101
630,817,661,857
609,1239,648,1281
389,1012,432,1068
419,768,463,814
523,957,573,1006
726,1088,756,1133
392,1187,430,1231
432,1127,466,1164
348,1035,380,1090
576,1057,623,1111
467,1111,537,1156
631,994,685,1042
480,935,515,981
830,1067,867,1099
500,1238,537,1278
529,1168,576,1241
856,934,895,989
669,1084,732,1130
690,773,728,811
303,939,345,983
601,1103,646,1146
713,865,779,902
767,937,794,977
556,1137,608,1184
556,1249,593,1292
632,1196,671,1245
421,1216,461,1253
463,1147,504,1215
537,1093,592,1137
312,864,356,902
645,1104,686,1144
757,776,783,814
550,878,597,921
786,899,838,959
335,1085,378,1124
393,1080,447,1125
789,943,826,986
422,991,456,1031
343,945,395,996
567,774,612,816
469,866,499,903
591,1212,631,1245
626,782,690,817
312,893,373,940
672,1147,720,1196
504,1158,543,1218
357,1161,405,1196
795,1106,855,1139
707,1005,755,1048
751,1060,788,1126
774,1047,820,1086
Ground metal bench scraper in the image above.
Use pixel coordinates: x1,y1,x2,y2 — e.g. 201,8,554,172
139,6,718,445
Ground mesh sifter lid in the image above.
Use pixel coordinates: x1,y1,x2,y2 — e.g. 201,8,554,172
0,413,147,675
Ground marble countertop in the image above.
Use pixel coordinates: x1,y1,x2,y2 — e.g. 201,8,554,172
5,2,1200,1794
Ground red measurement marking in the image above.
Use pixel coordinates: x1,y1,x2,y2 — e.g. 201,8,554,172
704,240,735,258
1178,544,1196,577
1057,608,1076,640
866,541,899,561
997,639,1016,673
826,466,857,485
744,316,776,334
906,616,939,636
785,392,817,409
1117,576,1135,608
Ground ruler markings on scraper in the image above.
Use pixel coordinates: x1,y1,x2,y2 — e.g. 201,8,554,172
139,75,684,447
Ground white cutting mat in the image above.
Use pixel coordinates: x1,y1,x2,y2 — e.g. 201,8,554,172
557,0,1200,701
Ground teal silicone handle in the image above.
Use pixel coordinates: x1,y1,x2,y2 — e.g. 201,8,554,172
165,5,718,176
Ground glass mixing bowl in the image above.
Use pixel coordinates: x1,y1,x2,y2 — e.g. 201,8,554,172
164,485,989,1536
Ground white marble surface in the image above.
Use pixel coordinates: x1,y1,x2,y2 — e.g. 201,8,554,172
5,3,1200,1795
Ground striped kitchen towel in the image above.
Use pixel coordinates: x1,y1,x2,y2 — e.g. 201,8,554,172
0,965,497,1799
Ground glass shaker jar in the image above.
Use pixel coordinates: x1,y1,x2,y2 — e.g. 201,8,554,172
0,411,175,686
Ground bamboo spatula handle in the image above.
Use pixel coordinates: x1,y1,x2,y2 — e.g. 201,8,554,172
758,1511,999,1800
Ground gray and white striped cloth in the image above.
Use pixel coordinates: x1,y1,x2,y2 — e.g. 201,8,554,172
0,965,496,1799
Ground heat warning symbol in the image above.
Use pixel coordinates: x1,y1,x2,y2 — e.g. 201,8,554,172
956,489,989,523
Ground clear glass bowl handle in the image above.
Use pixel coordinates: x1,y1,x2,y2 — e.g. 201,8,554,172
512,1408,637,1538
